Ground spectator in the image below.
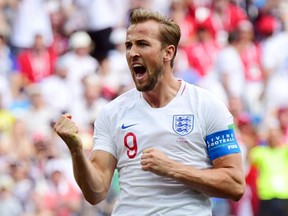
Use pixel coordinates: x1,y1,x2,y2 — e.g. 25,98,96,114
70,74,109,132
0,33,22,100
277,106,288,145
250,119,288,216
169,0,197,48
184,19,221,77
6,118,34,161
40,57,73,116
0,33,18,78
42,158,81,216
173,45,200,86
24,190,54,216
260,2,288,119
29,133,56,182
214,30,246,100
0,175,23,216
8,158,34,212
60,31,99,101
103,27,134,98
46,0,70,57
21,84,57,137
236,20,263,116
200,0,248,46
17,34,57,85
10,0,53,54
231,113,261,216
0,0,13,38
75,0,118,63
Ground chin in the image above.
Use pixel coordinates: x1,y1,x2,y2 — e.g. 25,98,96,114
135,79,157,92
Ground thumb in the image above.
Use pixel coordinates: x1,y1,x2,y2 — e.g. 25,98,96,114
63,113,72,119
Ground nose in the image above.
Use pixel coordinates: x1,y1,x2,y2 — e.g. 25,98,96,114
127,45,140,58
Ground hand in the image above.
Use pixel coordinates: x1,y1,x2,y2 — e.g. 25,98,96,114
53,113,82,152
141,148,173,177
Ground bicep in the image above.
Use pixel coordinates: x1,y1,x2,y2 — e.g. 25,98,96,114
212,153,244,181
90,150,117,188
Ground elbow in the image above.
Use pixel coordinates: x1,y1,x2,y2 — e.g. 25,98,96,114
83,191,107,205
230,181,246,201
84,194,105,205
78,180,110,205
85,197,98,205
228,169,246,201
86,198,100,206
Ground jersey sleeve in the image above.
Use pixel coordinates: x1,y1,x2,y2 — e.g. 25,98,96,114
202,92,241,160
92,106,117,158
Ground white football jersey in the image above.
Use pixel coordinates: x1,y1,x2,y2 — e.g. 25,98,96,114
93,80,236,216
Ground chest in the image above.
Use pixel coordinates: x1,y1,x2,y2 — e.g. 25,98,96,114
113,104,208,168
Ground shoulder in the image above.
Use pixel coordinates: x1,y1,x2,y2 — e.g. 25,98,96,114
100,88,138,112
182,81,229,114
184,82,223,103
183,81,232,122
94,88,138,128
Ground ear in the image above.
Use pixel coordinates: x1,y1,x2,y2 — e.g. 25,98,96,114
163,45,175,62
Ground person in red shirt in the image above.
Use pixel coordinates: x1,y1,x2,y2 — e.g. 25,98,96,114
17,34,57,85
184,21,221,77
168,0,198,49
200,0,248,46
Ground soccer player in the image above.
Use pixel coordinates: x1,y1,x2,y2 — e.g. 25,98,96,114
53,8,245,216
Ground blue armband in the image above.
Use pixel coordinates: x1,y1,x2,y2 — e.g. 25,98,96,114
205,129,240,161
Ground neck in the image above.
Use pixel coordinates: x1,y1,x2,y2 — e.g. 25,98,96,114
142,77,181,108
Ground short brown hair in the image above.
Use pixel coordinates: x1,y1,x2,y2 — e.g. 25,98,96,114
129,8,181,67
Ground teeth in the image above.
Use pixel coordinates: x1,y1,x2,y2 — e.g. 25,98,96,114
132,64,142,67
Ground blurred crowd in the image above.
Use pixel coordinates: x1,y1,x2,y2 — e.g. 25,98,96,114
1,0,288,216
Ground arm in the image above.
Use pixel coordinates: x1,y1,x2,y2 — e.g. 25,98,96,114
141,149,245,201
53,114,117,205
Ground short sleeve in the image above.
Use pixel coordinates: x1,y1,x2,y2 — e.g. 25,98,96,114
92,107,117,158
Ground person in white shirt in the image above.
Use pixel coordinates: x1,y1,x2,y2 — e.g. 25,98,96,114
261,4,288,120
214,31,246,100
40,57,73,115
70,74,109,132
53,8,245,216
75,0,120,62
10,0,53,52
60,31,99,102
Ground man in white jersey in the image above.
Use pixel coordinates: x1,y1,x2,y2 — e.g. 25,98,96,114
53,8,245,216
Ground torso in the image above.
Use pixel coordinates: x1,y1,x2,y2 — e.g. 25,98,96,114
93,80,233,216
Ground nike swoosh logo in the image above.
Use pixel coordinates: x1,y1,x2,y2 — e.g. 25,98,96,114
121,123,139,129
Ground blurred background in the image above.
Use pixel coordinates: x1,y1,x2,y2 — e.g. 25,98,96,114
1,0,288,215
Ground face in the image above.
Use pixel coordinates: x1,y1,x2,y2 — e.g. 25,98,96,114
125,20,166,92
33,35,46,51
267,127,283,148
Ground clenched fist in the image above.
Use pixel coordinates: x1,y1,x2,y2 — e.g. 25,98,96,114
53,113,83,153
141,148,175,177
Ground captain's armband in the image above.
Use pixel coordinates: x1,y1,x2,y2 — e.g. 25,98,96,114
205,129,240,161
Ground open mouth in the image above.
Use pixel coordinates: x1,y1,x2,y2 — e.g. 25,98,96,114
133,64,147,78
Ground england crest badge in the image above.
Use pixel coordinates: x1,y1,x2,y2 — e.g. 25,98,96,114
173,114,194,136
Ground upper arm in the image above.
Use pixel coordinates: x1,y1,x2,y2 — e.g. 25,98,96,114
212,153,246,200
212,153,244,183
90,150,117,190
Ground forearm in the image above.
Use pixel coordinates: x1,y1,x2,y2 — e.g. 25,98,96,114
53,114,114,204
70,150,108,205
167,159,245,201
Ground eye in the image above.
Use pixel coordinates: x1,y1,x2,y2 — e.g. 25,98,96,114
125,42,132,50
139,42,147,47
